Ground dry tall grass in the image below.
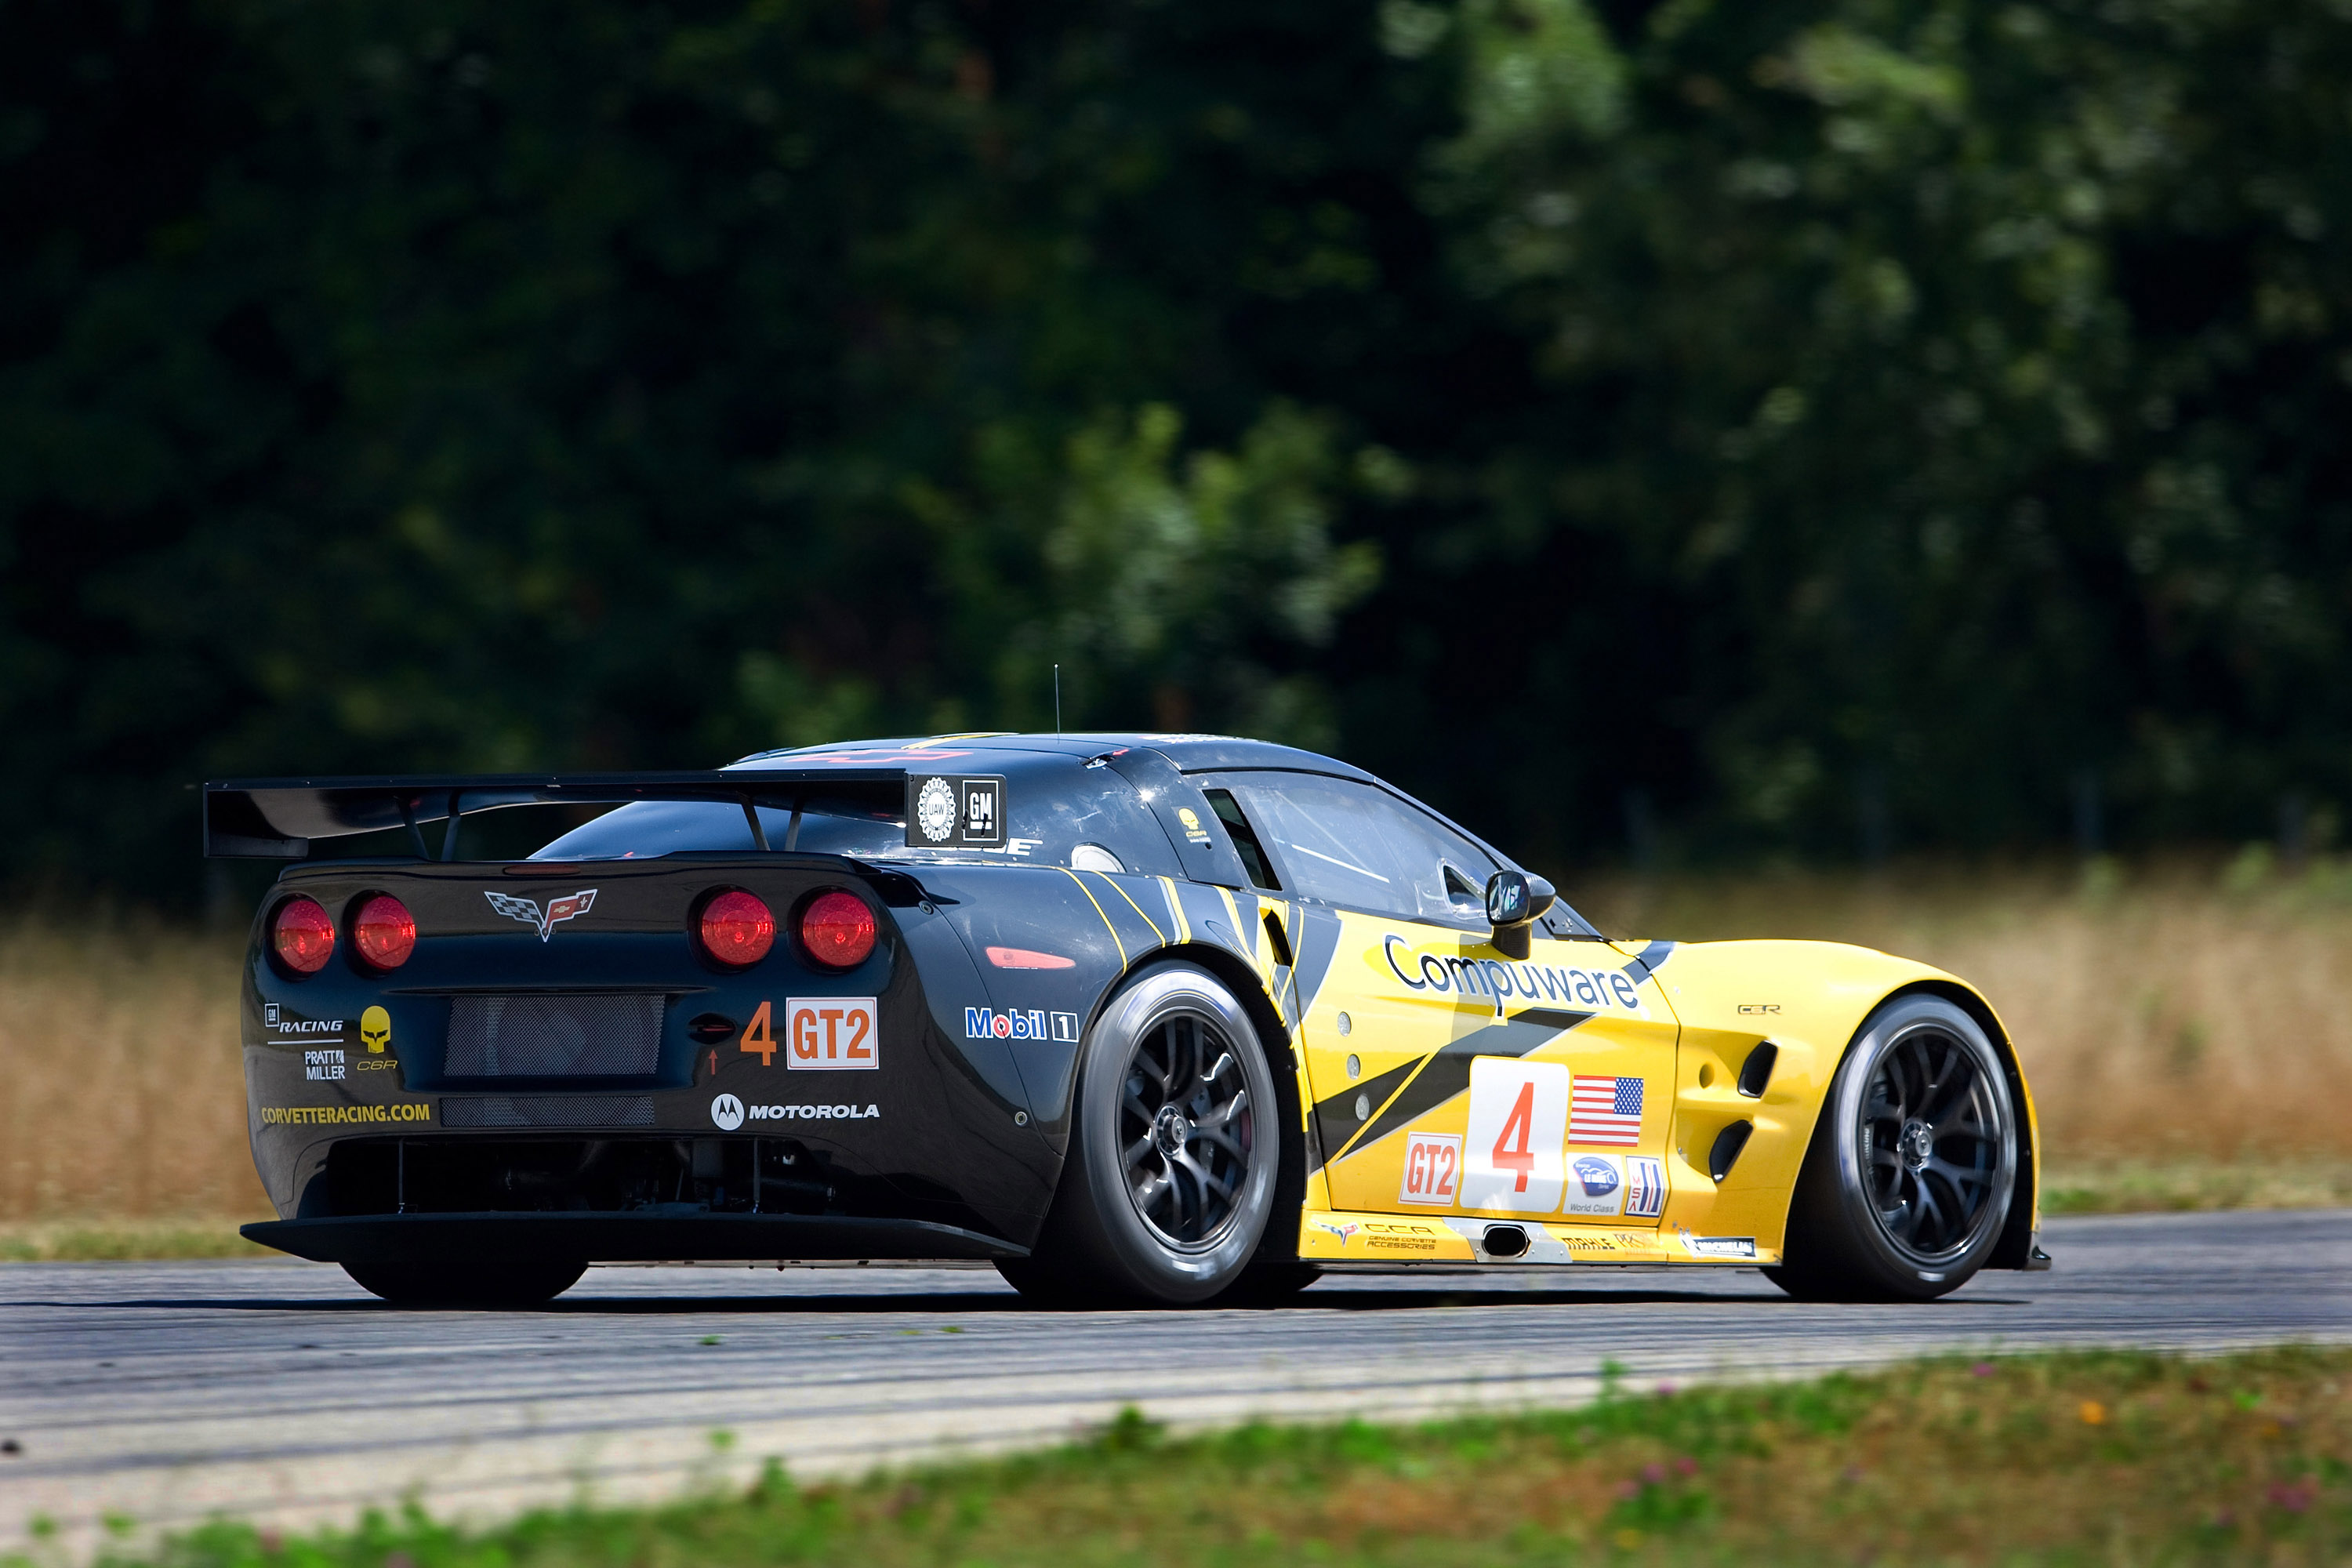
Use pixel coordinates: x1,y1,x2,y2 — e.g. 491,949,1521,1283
0,858,2344,1228
0,916,263,1221
1581,854,2352,1163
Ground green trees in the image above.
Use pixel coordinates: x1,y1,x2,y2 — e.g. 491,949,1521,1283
2,0,2347,893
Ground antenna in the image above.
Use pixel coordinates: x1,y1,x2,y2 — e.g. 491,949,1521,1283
1054,664,1062,735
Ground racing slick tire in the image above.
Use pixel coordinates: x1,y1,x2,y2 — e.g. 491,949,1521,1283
998,962,1283,1308
1766,993,2018,1303
342,1257,587,1308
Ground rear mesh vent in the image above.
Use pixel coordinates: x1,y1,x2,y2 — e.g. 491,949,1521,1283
445,994,664,1078
443,1095,655,1128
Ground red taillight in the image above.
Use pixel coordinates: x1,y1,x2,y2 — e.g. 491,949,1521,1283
352,894,417,971
800,889,876,970
272,897,336,975
699,890,776,967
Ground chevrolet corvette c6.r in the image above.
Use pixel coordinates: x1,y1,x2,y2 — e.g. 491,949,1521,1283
207,733,2046,1307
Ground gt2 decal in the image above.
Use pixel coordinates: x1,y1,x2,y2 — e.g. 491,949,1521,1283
1399,1133,1462,1207
966,1007,1081,1043
1383,935,1646,1019
733,999,880,1069
791,999,878,1069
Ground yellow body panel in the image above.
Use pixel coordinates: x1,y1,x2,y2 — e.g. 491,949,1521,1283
1282,926,2040,1267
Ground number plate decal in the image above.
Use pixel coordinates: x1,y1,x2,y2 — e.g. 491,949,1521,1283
1461,1057,1570,1213
786,997,880,1070
1398,1132,1463,1207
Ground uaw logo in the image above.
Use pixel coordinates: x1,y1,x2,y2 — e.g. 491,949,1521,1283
484,888,598,941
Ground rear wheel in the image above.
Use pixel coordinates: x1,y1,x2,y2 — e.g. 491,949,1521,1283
343,1257,586,1308
997,963,1282,1307
1766,993,2017,1302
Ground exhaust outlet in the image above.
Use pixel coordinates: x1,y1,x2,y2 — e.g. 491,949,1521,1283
1482,1223,1531,1259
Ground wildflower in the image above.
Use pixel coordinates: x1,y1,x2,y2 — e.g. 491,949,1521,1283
1673,1455,1699,1476
1969,1362,1995,1377
1641,1461,1666,1484
2078,1400,2107,1425
2267,1479,2318,1514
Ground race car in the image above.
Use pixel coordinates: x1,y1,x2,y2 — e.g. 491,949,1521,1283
207,732,2046,1307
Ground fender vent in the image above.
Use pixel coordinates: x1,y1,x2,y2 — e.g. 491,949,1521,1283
1708,1121,1754,1183
445,993,664,1078
1737,1041,1778,1098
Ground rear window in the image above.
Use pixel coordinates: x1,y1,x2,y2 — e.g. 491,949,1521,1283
531,800,902,861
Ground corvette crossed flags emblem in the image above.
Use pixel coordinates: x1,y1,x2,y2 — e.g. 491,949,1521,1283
483,888,598,941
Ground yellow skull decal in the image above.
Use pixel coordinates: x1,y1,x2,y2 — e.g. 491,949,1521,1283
359,1005,392,1054
1177,808,1201,830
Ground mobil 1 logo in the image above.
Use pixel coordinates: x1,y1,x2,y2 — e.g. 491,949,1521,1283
906,775,1007,849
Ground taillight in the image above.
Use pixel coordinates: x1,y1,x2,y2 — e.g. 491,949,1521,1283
272,897,336,975
800,889,877,970
699,890,775,967
351,894,417,971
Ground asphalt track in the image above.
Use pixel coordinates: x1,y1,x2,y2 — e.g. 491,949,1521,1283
2,1209,2347,1555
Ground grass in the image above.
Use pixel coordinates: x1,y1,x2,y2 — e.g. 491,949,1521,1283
0,1218,270,1262
30,1347,2352,1566
2,854,2350,1250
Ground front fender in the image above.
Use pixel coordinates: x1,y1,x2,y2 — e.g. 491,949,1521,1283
1635,938,2038,1258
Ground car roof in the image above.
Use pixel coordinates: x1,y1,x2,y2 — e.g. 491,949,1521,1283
729,732,1382,782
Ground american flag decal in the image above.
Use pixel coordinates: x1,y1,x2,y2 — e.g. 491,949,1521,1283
1570,1075,1644,1147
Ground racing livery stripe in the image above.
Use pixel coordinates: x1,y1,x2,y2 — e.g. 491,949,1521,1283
1102,876,1169,945
1057,869,1129,967
1621,938,1677,981
1308,1054,1421,1170
1287,908,1344,1021
1326,1007,1595,1164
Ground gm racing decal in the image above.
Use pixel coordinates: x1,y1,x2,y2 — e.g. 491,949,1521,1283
261,1104,431,1125
1383,935,1646,1019
261,1003,344,1040
967,1007,1080,1043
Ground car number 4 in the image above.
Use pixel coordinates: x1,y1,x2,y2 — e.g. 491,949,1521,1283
1461,1058,1570,1213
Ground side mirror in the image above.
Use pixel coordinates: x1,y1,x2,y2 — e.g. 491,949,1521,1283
1484,869,1557,960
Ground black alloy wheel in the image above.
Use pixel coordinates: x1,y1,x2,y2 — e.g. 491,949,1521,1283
1768,993,2017,1301
1120,1011,1255,1250
1858,1023,2005,1258
999,962,1288,1307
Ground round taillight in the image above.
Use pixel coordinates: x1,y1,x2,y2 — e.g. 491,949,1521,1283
800,889,877,970
352,894,417,971
272,897,336,975
699,890,776,967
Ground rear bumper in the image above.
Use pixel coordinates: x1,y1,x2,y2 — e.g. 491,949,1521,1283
244,1211,1028,1266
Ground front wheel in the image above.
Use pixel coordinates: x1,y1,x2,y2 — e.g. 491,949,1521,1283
343,1257,586,1308
1767,993,2017,1302
1000,963,1283,1307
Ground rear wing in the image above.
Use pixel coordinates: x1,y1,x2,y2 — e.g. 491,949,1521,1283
202,770,910,859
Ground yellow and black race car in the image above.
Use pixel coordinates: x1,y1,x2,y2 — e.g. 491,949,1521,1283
208,733,2045,1307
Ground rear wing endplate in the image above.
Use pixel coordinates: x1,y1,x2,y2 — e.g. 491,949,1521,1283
201,770,906,859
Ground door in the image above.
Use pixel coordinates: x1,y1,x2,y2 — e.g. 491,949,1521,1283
1201,771,1679,1229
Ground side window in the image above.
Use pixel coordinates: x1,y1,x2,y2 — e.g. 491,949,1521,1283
1212,774,1498,927
1202,789,1280,891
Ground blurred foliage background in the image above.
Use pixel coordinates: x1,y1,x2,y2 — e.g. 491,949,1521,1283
4,0,2350,899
